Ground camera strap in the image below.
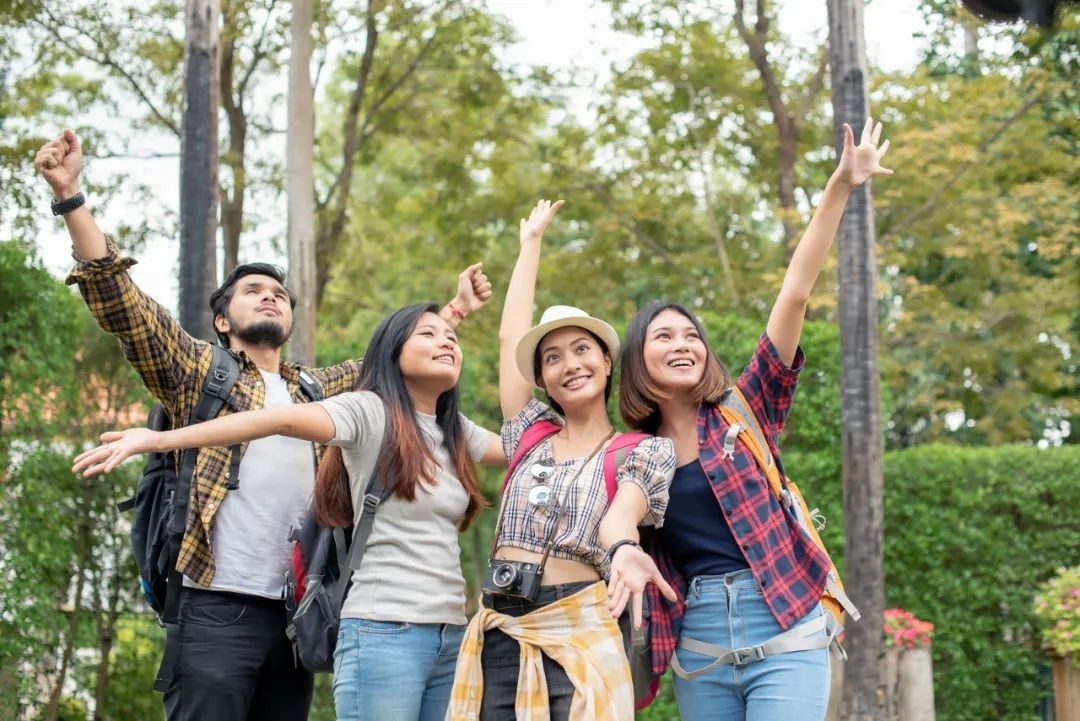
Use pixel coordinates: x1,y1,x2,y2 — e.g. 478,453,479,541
488,427,616,572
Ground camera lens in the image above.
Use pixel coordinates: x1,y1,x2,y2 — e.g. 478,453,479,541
492,563,519,589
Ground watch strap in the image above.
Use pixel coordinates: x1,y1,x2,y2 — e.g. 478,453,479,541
51,191,86,216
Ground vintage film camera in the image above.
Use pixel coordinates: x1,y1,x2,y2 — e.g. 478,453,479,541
482,558,544,601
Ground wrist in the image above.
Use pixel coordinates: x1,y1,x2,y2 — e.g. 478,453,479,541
606,538,642,564
827,172,856,195
447,300,468,322
51,183,81,201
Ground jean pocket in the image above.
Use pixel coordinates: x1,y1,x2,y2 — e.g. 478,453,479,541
352,618,411,635
180,595,247,627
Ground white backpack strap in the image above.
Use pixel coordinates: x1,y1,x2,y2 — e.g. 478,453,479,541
671,612,839,681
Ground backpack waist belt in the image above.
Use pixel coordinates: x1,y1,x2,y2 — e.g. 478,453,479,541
670,611,840,681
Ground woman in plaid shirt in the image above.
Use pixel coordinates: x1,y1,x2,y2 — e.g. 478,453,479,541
617,119,893,720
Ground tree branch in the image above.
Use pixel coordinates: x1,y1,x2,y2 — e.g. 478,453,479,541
879,93,1043,242
33,11,180,137
797,46,829,120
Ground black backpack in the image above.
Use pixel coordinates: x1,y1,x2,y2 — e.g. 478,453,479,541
116,345,323,691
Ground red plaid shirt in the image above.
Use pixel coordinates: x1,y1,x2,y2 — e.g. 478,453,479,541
644,332,830,675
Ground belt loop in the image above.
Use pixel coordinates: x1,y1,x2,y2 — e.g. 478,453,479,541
690,577,701,599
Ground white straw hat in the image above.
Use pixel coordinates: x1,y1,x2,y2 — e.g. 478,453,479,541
514,305,620,387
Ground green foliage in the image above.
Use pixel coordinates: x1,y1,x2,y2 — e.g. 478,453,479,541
791,444,1080,721
0,240,83,440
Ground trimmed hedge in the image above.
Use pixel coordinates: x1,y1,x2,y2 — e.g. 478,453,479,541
787,444,1080,721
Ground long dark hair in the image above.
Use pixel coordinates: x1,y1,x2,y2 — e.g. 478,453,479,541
619,300,731,433
314,303,486,530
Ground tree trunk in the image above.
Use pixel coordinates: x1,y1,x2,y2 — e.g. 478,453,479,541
826,1,886,720
179,0,220,341
287,0,317,366
220,24,246,280
43,521,93,721
91,554,124,720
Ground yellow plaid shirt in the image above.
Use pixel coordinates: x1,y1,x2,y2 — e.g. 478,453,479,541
67,239,362,586
448,582,634,721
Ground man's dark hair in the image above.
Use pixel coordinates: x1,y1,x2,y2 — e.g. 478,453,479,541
209,262,297,347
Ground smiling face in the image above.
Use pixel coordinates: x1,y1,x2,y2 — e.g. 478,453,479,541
398,311,462,394
216,273,294,348
642,309,709,396
536,325,612,412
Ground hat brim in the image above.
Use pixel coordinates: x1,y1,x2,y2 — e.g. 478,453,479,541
515,316,620,388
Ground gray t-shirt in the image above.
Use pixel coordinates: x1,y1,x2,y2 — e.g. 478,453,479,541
320,390,489,625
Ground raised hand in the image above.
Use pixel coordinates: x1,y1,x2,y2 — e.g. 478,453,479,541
34,129,84,198
519,198,565,246
72,428,162,477
835,117,893,189
606,545,678,629
454,261,493,315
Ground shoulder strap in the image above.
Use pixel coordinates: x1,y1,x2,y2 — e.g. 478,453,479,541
153,344,241,692
719,386,784,500
501,420,562,494
330,411,398,610
297,368,324,401
601,432,650,502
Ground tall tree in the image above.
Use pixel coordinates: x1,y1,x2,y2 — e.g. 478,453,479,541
180,0,221,340
287,0,316,365
826,1,885,719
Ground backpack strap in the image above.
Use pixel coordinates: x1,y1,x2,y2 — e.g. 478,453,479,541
601,432,650,502
297,369,324,402
153,344,240,692
719,386,785,500
501,420,562,494
719,387,861,622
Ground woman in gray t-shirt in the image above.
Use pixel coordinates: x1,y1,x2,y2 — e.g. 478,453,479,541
75,303,506,721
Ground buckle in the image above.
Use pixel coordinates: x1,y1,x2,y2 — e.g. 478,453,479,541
362,493,381,513
731,645,765,667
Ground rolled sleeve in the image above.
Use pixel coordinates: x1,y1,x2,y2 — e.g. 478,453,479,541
500,398,562,461
64,235,137,284
614,436,676,528
738,332,804,436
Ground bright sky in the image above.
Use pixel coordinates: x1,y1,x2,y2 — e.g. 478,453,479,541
36,0,926,312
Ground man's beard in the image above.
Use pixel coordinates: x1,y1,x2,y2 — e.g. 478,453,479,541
233,317,290,349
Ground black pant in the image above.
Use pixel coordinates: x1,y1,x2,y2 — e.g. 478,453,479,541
478,581,596,721
163,588,313,721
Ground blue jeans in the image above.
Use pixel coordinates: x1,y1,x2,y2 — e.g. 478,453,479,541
333,617,465,721
673,570,831,721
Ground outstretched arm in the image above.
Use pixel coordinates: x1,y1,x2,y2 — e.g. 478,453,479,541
35,129,108,260
766,117,893,366
498,199,564,419
72,403,337,477
599,486,677,627
441,262,493,329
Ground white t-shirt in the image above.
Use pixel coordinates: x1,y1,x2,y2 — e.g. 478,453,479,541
187,369,315,598
320,390,489,625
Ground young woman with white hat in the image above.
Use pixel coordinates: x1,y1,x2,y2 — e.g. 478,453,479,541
447,199,678,721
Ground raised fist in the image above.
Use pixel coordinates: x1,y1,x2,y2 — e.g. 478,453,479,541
34,129,83,198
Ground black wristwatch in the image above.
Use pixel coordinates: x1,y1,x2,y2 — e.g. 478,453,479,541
51,191,86,216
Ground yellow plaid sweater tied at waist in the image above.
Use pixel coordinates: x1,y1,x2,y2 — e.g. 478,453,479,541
447,581,634,721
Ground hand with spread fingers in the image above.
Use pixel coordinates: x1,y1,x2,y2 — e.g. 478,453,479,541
72,428,162,478
519,198,565,247
835,116,894,189
607,544,678,629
